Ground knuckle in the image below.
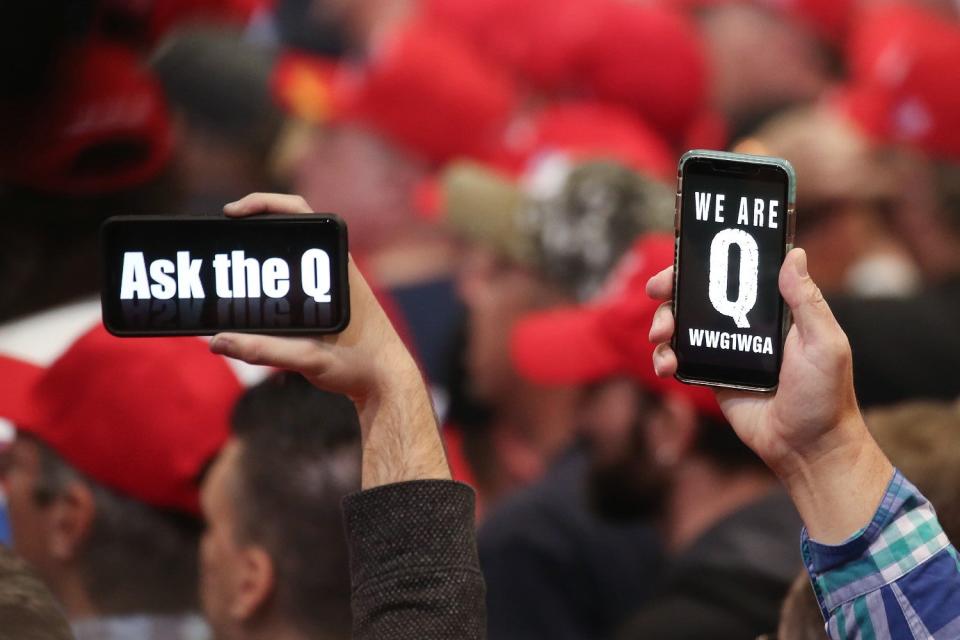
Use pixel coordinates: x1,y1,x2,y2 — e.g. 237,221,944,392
243,342,267,366
806,283,827,309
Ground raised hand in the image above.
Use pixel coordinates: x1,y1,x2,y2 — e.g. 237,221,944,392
210,193,450,488
647,248,892,544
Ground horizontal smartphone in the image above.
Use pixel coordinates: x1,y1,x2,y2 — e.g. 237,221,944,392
672,150,796,391
101,214,350,336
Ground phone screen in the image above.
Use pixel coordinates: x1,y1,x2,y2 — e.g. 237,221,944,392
673,154,793,390
101,215,349,336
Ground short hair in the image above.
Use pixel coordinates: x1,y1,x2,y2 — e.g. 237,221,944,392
693,413,767,473
230,372,361,639
28,435,202,614
867,400,960,542
0,546,74,640
777,570,827,640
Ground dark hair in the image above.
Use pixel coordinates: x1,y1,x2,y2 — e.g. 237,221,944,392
28,435,203,615
230,371,360,639
933,161,960,237
693,413,767,473
0,546,74,640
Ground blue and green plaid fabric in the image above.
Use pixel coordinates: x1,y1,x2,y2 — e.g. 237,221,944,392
802,469,960,639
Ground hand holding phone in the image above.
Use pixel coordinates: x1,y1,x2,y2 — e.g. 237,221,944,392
649,247,893,545
671,150,796,391
209,193,451,489
101,211,350,336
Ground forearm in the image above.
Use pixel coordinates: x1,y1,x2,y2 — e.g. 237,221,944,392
775,412,894,545
355,348,451,489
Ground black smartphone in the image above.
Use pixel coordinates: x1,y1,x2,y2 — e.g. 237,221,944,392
100,214,350,336
672,150,796,391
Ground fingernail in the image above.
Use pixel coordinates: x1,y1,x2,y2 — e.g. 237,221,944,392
794,248,808,278
210,335,234,355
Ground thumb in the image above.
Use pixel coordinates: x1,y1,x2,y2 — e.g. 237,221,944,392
778,248,836,344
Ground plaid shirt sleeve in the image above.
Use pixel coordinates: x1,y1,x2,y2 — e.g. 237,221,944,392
802,469,960,639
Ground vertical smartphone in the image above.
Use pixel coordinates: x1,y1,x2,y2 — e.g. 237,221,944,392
101,214,350,336
672,150,796,391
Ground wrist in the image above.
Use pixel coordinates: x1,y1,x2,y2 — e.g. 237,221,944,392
775,413,894,544
353,348,451,489
772,411,870,487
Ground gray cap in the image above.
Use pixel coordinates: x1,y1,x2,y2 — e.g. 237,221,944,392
442,156,674,300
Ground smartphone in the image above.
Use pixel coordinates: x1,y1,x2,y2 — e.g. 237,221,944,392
101,214,350,336
672,150,796,391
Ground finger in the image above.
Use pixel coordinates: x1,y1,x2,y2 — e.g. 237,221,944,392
778,248,838,345
223,193,313,217
210,333,331,373
648,301,675,344
652,342,678,378
646,266,675,301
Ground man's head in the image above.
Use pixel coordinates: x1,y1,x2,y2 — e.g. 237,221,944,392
585,384,765,523
822,3,960,283
697,3,834,138
0,326,242,616
510,235,766,523
279,19,517,256
150,27,284,212
200,371,360,640
739,103,916,296
2,434,205,614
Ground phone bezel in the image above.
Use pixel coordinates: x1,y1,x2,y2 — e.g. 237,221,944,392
99,214,351,337
671,150,796,392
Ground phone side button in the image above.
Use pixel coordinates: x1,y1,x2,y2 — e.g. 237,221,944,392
674,193,681,230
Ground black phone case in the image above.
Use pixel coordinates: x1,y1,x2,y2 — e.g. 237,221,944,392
99,214,351,337
671,150,796,392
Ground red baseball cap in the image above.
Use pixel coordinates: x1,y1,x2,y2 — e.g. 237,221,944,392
511,234,722,417
422,0,602,91
0,325,242,515
837,3,960,161
0,40,173,195
272,20,518,164
581,2,708,146
498,101,677,181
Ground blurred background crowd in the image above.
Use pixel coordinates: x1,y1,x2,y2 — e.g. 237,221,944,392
1,0,960,638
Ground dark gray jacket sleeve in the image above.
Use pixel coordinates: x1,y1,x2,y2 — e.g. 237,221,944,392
343,480,487,640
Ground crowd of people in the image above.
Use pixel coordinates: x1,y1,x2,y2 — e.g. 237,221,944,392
2,0,960,639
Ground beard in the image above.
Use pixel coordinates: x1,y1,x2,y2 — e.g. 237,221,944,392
586,418,671,523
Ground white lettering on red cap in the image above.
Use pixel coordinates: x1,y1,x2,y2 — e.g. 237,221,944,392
893,97,933,141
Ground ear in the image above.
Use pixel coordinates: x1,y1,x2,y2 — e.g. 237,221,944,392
46,480,96,562
648,393,699,466
229,545,276,622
